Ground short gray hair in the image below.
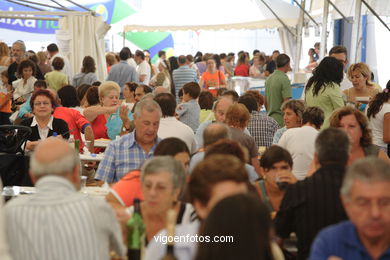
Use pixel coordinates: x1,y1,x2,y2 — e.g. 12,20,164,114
341,157,390,197
141,156,186,191
13,40,26,52
30,149,80,177
134,98,162,118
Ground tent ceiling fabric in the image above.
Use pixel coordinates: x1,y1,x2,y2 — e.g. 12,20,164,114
123,0,300,32
310,0,390,18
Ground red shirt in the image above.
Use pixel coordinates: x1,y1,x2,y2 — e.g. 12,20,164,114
111,170,143,207
234,64,250,77
53,107,90,152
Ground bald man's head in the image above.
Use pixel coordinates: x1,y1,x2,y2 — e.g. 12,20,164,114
203,122,231,147
30,138,80,184
214,97,234,123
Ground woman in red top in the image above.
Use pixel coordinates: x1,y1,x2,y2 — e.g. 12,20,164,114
199,57,226,94
234,53,250,77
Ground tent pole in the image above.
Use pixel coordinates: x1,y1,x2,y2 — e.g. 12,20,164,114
319,0,329,60
294,0,305,73
361,0,390,32
293,0,318,26
327,0,352,23
64,0,96,15
5,0,44,11
350,0,362,63
11,0,71,11
255,0,296,37
50,0,70,10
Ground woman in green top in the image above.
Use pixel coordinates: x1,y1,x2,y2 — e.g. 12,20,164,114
305,57,344,129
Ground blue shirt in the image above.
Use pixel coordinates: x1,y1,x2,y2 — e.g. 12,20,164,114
95,131,160,183
310,221,390,260
106,61,138,89
18,96,32,118
176,99,200,132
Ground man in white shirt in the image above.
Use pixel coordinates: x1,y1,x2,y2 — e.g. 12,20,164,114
155,50,166,73
154,92,196,154
278,107,325,180
329,45,352,91
47,43,73,80
4,138,126,260
134,50,151,85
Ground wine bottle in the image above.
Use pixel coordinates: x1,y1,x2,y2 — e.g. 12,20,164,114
161,209,178,260
127,198,144,260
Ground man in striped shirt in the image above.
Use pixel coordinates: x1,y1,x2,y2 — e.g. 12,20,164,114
172,55,198,103
4,138,126,260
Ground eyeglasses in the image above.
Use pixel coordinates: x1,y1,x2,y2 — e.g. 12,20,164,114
33,101,50,106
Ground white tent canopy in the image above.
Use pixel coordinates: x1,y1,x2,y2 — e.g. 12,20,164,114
123,0,300,32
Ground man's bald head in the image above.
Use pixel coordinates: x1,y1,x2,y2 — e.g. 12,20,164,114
203,122,231,147
214,97,234,123
30,138,79,178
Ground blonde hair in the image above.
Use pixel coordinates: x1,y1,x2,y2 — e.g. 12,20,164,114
37,51,48,64
98,81,120,98
347,62,373,86
0,42,9,57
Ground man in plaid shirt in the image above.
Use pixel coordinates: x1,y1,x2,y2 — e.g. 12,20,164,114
238,93,279,148
95,99,162,183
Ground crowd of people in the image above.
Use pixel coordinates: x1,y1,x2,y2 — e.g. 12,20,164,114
0,39,389,260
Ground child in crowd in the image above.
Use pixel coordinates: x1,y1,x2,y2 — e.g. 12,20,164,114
0,71,13,124
12,59,37,104
176,82,201,132
44,56,68,91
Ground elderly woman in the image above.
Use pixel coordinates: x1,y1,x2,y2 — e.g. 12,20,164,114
20,89,69,151
305,56,344,128
83,81,133,141
343,62,379,110
127,156,194,243
225,103,261,176
272,99,305,144
329,106,389,165
249,54,266,78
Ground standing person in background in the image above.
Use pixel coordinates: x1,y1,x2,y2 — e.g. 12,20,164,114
0,42,10,70
367,80,390,154
199,56,226,91
105,52,117,73
121,47,136,68
304,57,344,129
46,43,72,80
155,50,166,72
8,40,27,84
250,54,266,78
144,50,157,78
264,53,292,127
44,57,68,91
134,50,151,85
234,53,250,77
329,45,352,91
264,50,280,77
176,82,201,132
106,49,138,94
172,55,198,102
72,56,98,88
36,51,52,76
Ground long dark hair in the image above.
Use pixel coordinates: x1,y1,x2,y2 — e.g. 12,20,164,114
195,194,274,260
367,80,390,118
305,56,343,96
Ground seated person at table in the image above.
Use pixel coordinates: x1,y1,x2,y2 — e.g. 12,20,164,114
275,128,350,260
18,80,48,119
310,157,390,260
20,89,69,151
106,137,190,208
12,59,37,105
95,99,161,183
4,138,125,260
176,82,201,132
256,145,297,213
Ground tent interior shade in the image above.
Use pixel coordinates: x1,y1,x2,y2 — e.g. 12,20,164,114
123,0,300,32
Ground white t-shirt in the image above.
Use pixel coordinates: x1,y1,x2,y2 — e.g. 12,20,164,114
340,72,352,91
369,103,390,149
127,58,137,69
278,126,319,180
137,60,151,85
